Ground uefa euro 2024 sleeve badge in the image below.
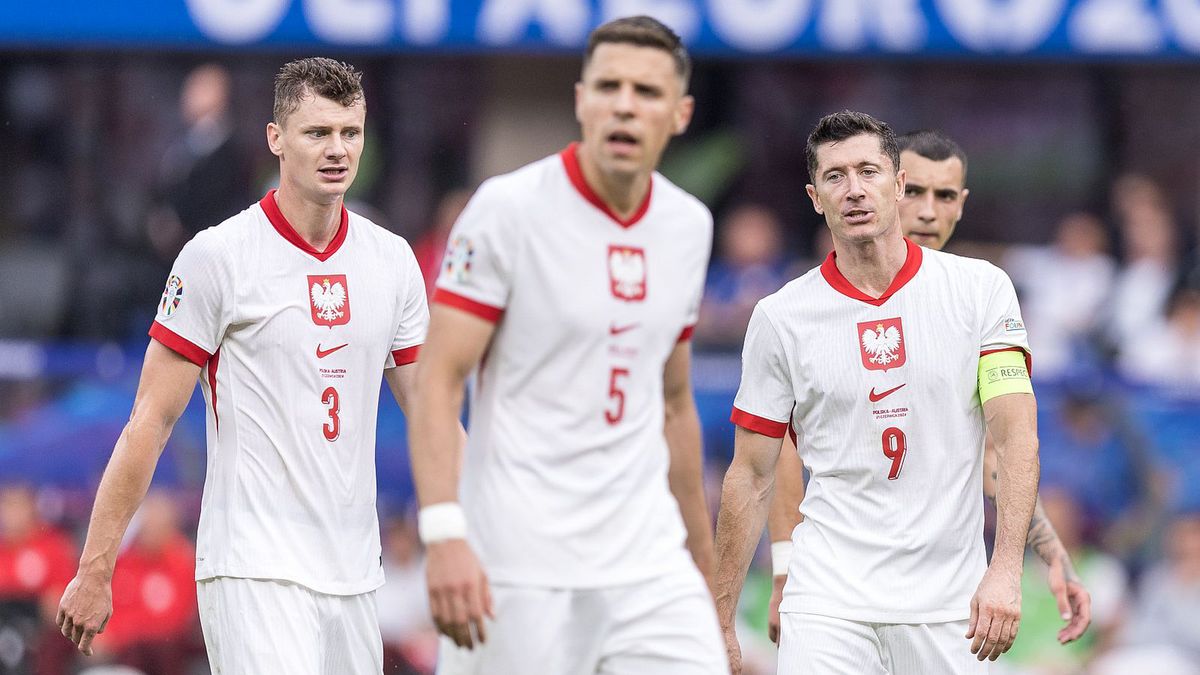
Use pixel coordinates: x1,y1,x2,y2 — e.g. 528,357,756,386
158,275,184,320
858,317,907,371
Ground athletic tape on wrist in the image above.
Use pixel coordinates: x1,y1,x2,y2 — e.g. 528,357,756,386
418,502,468,544
771,541,792,577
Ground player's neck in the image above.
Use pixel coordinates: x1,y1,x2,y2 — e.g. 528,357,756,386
577,151,651,221
832,231,909,298
273,187,343,252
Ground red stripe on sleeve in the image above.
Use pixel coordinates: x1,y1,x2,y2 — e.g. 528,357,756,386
730,407,789,438
432,288,504,323
677,324,695,343
392,345,421,366
980,346,1033,376
149,322,211,367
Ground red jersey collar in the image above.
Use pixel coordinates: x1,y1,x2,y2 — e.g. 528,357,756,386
560,142,652,229
259,189,349,262
820,237,923,306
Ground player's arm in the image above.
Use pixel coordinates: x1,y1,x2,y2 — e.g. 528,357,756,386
57,341,201,655
982,435,1090,643
713,426,785,672
968,350,1039,661
765,437,804,644
408,303,496,649
662,340,715,584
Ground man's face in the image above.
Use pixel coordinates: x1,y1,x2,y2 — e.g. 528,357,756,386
898,150,968,250
806,133,904,244
575,43,693,180
267,91,365,205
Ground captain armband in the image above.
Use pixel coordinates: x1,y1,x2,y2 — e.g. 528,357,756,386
978,350,1033,404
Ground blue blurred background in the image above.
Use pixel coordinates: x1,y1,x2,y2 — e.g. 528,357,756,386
2,2,1200,674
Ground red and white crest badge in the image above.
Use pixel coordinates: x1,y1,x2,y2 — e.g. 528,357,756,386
858,317,906,371
308,275,351,327
608,245,647,301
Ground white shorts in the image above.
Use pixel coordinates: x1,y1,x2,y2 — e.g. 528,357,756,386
197,577,383,675
778,612,989,675
437,567,728,675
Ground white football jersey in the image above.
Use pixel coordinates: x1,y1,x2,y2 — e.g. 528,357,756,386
150,191,428,596
732,240,1031,623
434,144,712,588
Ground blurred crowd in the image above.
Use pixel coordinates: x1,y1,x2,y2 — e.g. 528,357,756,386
2,57,1200,674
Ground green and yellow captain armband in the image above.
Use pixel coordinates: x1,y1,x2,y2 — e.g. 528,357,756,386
978,349,1033,404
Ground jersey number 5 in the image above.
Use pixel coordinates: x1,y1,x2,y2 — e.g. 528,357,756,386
322,387,341,441
605,368,630,425
881,427,906,480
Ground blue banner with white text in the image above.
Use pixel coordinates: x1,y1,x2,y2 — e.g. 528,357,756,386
4,0,1200,58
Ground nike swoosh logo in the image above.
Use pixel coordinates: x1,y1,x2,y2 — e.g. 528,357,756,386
316,343,349,359
609,323,639,336
869,383,906,403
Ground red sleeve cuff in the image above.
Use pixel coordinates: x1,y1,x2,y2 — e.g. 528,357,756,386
677,324,695,343
433,288,504,323
980,347,1032,376
730,406,789,438
392,344,421,366
149,322,211,367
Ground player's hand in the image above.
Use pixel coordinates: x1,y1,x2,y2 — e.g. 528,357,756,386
56,571,112,656
966,565,1021,661
767,574,785,645
721,624,743,675
1046,556,1091,644
426,538,494,650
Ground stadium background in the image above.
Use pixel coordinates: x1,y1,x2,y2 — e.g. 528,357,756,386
1,1,1199,673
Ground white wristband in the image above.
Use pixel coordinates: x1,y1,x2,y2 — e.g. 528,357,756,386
770,541,792,577
418,502,468,544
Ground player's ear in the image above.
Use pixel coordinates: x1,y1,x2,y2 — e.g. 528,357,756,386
672,94,694,136
895,168,906,201
266,122,283,158
574,81,585,125
958,187,970,219
806,184,823,215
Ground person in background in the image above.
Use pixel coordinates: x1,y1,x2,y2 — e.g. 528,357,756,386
411,188,472,299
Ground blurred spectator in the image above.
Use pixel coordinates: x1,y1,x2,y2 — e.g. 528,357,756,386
1111,504,1200,666
91,492,199,675
0,484,76,675
1118,278,1200,388
1005,211,1115,376
411,188,472,298
1107,173,1180,354
376,515,436,675
1005,487,1129,674
694,204,792,349
146,63,249,264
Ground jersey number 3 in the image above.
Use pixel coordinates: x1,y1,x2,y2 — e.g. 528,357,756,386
322,387,341,441
881,427,906,480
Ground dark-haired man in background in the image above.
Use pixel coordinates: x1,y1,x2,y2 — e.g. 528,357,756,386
410,15,727,675
57,57,430,675
713,112,1040,673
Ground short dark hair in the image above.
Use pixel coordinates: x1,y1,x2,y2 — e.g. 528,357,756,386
805,110,899,183
583,16,691,89
273,57,364,126
898,129,968,179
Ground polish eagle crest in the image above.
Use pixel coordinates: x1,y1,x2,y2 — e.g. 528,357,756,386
311,278,347,322
608,245,647,301
857,317,907,371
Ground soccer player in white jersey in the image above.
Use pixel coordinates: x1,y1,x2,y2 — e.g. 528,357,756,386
55,58,429,674
763,131,1091,646
409,16,728,675
711,111,1041,674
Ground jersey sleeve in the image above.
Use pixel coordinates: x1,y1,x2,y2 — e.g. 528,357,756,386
388,241,429,368
148,230,232,366
979,266,1032,368
431,180,515,323
679,206,714,343
730,303,794,438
